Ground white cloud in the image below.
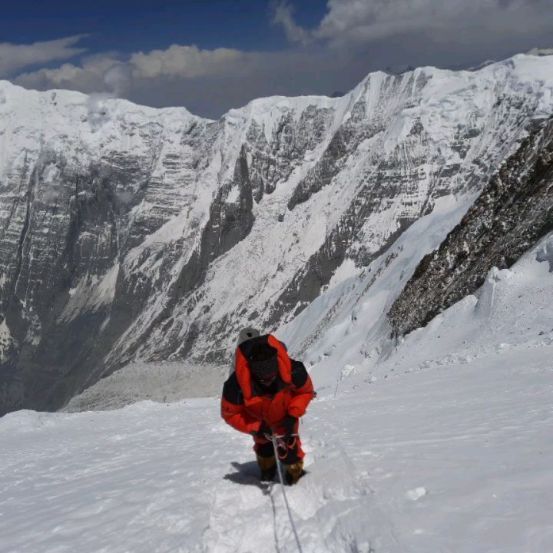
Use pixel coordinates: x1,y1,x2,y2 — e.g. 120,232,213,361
103,64,132,96
15,45,260,101
313,0,553,47
129,44,249,79
273,0,553,50
0,35,87,76
272,2,311,45
15,54,121,94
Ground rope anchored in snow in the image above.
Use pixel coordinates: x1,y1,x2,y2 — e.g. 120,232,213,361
270,434,304,553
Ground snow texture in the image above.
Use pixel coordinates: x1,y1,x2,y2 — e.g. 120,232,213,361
1,232,552,552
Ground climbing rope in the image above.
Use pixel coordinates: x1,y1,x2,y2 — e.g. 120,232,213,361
270,434,305,553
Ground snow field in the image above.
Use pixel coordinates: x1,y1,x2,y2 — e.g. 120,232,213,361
0,398,376,553
329,347,553,553
2,230,553,552
1,331,552,553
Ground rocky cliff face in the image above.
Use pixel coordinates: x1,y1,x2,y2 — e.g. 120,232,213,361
388,116,553,337
1,54,553,414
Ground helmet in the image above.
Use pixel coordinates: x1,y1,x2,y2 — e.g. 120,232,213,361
237,327,260,345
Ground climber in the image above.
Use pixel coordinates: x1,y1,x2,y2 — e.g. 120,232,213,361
221,328,314,484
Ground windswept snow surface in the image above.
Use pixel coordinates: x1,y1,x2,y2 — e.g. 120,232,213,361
1,235,553,552
1,349,552,552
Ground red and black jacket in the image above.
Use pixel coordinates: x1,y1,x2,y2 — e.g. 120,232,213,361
221,334,314,434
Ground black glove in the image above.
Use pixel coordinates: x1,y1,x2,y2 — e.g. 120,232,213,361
253,421,272,439
282,414,297,436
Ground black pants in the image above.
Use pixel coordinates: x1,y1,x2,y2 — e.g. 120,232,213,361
255,435,301,465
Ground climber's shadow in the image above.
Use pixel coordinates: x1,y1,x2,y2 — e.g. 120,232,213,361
224,461,272,492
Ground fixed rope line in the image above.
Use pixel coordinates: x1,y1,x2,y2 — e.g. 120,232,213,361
270,434,304,553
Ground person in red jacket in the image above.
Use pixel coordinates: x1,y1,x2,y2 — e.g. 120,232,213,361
221,328,314,484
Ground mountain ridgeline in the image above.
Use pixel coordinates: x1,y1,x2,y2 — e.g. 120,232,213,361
0,54,553,414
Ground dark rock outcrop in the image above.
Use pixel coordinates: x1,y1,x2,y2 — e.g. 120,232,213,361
389,117,553,337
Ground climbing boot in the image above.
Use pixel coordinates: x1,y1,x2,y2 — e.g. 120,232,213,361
257,455,276,482
284,460,304,485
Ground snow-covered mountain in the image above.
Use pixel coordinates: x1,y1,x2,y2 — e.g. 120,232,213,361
1,53,553,414
389,116,553,336
279,113,552,387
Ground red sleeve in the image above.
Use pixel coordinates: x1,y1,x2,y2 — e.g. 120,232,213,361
288,373,314,418
221,396,261,434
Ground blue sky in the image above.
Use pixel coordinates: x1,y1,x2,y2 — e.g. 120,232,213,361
0,1,325,55
1,0,552,117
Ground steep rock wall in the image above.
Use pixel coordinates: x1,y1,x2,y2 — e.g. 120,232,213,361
389,117,553,336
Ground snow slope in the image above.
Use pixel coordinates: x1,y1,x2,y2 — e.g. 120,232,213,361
1,234,552,552
279,193,475,392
